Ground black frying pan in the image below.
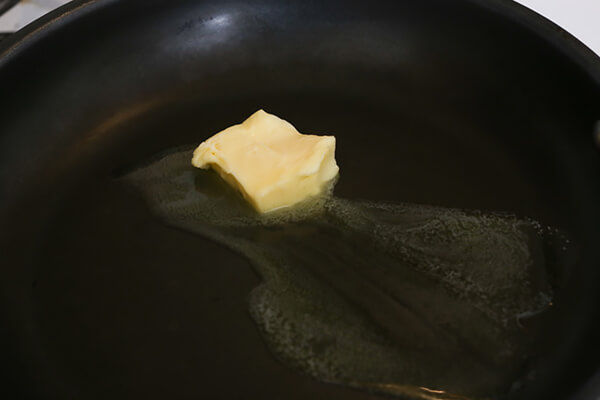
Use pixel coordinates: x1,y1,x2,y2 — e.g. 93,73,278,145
1,0,599,399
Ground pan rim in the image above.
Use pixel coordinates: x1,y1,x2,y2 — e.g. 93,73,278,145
0,1,598,399
0,0,599,88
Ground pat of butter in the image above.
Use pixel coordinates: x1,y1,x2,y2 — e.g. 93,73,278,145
192,110,339,213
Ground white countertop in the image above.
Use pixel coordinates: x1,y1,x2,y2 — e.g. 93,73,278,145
515,0,600,56
0,0,599,57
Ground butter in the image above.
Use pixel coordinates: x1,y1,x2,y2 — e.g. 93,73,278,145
191,110,339,213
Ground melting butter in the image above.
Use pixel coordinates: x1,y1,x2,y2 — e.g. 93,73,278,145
192,110,339,213
124,148,568,400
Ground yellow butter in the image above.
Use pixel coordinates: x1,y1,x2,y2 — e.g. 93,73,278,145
191,110,339,213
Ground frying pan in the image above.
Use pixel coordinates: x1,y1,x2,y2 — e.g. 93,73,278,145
0,0,599,399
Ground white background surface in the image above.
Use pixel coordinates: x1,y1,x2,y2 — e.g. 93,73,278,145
515,0,600,56
0,0,599,56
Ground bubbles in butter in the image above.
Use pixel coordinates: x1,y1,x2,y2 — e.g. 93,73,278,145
124,148,567,400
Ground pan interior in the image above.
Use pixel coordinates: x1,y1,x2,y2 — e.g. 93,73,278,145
0,1,598,399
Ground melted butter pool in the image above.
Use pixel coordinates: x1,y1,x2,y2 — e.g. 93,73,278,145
124,148,566,400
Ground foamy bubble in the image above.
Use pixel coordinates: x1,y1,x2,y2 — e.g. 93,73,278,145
123,148,571,399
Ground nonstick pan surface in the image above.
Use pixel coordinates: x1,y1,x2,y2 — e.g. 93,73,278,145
1,1,599,399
